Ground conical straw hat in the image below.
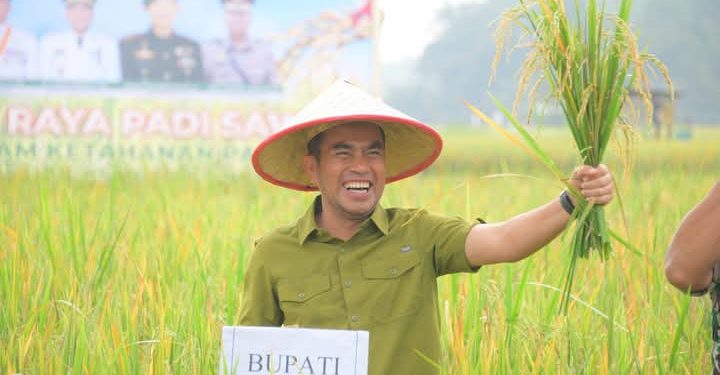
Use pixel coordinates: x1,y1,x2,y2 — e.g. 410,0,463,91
252,79,443,191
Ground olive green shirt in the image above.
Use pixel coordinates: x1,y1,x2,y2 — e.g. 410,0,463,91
239,196,481,375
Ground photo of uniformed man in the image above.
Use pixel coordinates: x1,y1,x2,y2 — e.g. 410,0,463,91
120,0,203,83
40,0,121,82
202,0,277,86
0,0,39,81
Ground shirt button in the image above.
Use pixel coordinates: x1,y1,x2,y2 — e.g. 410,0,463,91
343,280,352,288
389,267,398,276
351,315,359,322
298,292,305,300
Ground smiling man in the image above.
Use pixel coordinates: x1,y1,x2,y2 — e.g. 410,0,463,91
241,79,615,374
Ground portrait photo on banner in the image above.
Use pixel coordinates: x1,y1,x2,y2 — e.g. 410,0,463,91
0,0,374,91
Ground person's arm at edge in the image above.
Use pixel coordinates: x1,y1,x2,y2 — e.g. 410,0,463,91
664,179,720,293
464,165,614,267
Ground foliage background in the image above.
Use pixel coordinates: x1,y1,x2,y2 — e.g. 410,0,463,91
2,127,718,374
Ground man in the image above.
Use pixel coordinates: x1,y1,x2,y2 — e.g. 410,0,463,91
0,0,39,81
665,179,720,373
242,80,615,374
120,0,202,83
202,0,276,86
40,0,121,82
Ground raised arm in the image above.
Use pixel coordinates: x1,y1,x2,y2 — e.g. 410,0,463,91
464,165,614,267
665,180,720,293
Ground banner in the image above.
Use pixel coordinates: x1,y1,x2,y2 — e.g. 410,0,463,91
0,0,376,174
219,326,369,375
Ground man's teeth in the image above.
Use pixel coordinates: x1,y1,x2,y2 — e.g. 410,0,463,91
344,181,370,190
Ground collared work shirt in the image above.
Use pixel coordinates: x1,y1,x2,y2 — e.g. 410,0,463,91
239,197,481,375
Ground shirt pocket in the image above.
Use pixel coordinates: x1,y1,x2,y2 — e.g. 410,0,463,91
362,251,423,324
277,274,338,327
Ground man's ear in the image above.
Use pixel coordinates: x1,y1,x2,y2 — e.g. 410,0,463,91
303,155,318,185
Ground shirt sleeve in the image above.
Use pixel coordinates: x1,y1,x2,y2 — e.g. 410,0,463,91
24,34,40,80
38,35,53,80
119,38,136,81
238,239,284,326
422,211,484,276
190,43,204,82
103,37,122,82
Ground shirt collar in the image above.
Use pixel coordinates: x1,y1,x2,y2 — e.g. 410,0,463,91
297,195,389,245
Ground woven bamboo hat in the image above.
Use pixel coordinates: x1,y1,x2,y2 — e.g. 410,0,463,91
251,79,443,191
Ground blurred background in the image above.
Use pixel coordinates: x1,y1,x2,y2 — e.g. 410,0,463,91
381,0,718,126
1,0,716,173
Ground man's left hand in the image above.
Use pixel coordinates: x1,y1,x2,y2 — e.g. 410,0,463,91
569,164,614,205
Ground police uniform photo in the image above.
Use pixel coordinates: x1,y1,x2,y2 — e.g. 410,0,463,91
202,37,276,86
202,0,276,86
120,0,202,83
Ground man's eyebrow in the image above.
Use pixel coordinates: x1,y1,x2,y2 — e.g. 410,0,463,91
368,141,384,150
330,142,352,150
329,140,384,151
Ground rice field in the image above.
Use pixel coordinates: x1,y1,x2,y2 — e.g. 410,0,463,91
1,126,718,374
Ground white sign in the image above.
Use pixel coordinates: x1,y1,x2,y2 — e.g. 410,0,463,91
219,326,369,375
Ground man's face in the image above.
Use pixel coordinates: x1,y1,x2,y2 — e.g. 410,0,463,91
66,3,94,34
146,0,178,30
224,1,252,39
304,122,386,223
0,0,10,23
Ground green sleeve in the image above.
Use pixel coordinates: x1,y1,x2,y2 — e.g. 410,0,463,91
238,240,283,326
423,211,483,276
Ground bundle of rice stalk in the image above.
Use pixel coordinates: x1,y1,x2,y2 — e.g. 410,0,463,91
467,0,671,312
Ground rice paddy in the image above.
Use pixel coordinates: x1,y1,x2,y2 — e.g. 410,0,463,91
1,126,718,374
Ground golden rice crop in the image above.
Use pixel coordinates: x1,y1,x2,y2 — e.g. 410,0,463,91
468,0,672,311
